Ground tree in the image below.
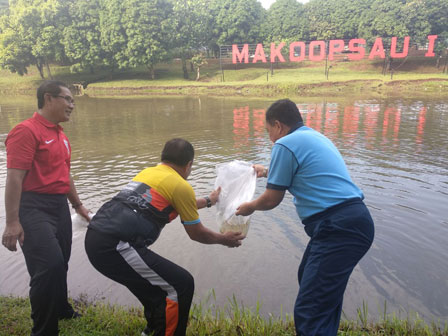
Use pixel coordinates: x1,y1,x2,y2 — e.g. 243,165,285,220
357,0,430,45
63,0,103,74
301,0,371,41
0,0,67,79
191,53,207,80
98,0,127,72
122,0,172,79
263,0,305,43
398,0,431,44
425,0,448,66
0,16,35,76
424,0,448,52
170,0,212,79
210,0,266,45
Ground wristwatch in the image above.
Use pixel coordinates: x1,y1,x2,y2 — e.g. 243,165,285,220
204,196,212,208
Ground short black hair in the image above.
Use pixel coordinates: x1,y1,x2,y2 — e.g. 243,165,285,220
37,80,69,109
265,99,303,127
161,138,194,166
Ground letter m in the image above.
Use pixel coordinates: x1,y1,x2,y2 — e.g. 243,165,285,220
232,44,249,64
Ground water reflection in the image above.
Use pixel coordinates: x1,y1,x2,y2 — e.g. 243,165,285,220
231,101,437,155
0,95,447,322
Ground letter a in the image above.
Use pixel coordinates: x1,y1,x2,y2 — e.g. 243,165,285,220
369,37,386,59
253,44,267,63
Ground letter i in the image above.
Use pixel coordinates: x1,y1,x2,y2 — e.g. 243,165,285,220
425,35,438,57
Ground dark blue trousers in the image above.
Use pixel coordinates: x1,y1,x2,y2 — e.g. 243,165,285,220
294,198,374,336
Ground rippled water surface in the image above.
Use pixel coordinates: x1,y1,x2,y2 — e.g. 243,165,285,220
0,94,447,321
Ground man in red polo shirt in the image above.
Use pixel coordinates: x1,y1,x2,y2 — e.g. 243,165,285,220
1,80,90,336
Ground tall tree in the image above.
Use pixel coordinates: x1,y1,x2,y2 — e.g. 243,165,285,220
63,0,103,73
98,0,127,72
357,0,430,45
263,0,305,43
424,0,448,60
122,0,172,79
32,0,67,78
425,0,448,36
0,0,67,78
301,0,371,40
210,0,266,45
170,0,211,79
0,14,35,76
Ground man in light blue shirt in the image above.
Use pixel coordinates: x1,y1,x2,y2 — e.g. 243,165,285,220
237,99,374,336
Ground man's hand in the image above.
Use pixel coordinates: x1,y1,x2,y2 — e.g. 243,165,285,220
2,220,25,252
208,186,221,205
252,164,268,178
236,202,255,216
75,205,91,222
221,231,245,248
184,222,245,247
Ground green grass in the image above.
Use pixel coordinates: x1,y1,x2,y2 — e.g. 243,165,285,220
0,57,447,98
1,295,447,336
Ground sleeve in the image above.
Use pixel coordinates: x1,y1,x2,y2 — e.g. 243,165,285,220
5,124,37,170
171,182,201,225
267,143,299,190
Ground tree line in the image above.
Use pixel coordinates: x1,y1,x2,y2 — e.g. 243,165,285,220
0,0,447,80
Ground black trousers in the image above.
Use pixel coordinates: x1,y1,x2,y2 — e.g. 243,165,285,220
19,192,75,336
85,228,194,336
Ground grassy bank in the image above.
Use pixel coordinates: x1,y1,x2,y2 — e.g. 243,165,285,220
1,295,447,336
0,57,447,99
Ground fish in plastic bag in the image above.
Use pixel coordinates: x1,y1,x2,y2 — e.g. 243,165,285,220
214,160,256,235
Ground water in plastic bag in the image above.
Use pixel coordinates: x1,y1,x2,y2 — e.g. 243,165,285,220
214,160,256,235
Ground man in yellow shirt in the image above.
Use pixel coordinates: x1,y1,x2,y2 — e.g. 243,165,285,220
85,138,244,336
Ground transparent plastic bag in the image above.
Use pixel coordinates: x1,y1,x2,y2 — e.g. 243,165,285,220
214,160,256,235
71,212,95,230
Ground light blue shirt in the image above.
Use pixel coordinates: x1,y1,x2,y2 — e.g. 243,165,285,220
267,126,363,221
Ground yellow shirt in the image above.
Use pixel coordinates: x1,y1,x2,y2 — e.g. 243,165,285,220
132,164,200,225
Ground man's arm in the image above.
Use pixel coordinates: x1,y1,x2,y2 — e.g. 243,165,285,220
235,188,286,216
2,168,26,251
67,174,90,221
196,187,221,209
183,222,244,247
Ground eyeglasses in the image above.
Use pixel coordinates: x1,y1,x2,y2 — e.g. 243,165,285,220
54,95,75,105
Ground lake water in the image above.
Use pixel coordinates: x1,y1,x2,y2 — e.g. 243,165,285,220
0,94,447,323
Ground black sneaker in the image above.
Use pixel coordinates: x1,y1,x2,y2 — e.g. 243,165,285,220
141,326,154,336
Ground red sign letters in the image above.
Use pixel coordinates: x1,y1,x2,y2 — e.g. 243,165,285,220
232,35,438,64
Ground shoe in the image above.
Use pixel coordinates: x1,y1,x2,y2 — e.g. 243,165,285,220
141,326,152,336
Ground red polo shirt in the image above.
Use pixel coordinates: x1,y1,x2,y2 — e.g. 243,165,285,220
5,112,71,194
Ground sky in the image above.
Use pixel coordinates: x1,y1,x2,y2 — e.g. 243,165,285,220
259,0,309,9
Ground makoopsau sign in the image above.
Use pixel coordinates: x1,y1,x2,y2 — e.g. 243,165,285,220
232,35,438,64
